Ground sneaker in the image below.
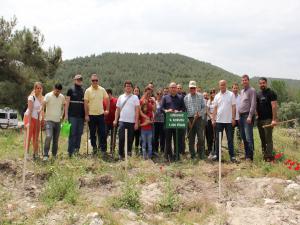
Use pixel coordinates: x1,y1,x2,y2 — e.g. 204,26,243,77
230,157,237,163
33,153,39,160
43,156,49,161
211,155,218,161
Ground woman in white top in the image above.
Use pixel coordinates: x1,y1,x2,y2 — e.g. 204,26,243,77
23,82,44,159
206,89,216,157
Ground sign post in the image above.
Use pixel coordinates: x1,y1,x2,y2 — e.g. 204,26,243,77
165,112,188,161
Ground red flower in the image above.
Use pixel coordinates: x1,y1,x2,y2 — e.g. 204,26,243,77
295,167,300,171
288,166,293,170
290,161,296,166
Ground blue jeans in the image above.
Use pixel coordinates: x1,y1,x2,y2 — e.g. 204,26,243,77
215,123,234,159
88,115,106,152
141,129,153,159
239,114,254,160
68,117,84,156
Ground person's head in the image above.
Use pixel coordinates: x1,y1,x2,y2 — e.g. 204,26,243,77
169,82,177,96
133,86,140,96
219,80,227,93
31,82,43,97
156,89,163,100
141,103,148,114
124,80,133,94
53,83,62,97
259,77,268,90
241,74,250,88
148,82,154,90
90,74,99,88
232,82,239,95
73,74,83,86
163,87,169,95
209,88,216,100
203,92,208,100
177,84,183,94
188,80,197,95
106,88,113,97
196,86,202,93
143,86,152,99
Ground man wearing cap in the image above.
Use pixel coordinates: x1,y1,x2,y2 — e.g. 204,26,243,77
64,74,85,157
184,81,206,159
84,74,109,155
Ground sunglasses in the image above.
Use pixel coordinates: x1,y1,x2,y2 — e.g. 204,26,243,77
92,79,98,82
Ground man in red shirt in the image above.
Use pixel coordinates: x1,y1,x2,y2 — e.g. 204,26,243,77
104,89,117,154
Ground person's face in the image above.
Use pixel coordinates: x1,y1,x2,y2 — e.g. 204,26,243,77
177,85,182,93
190,87,196,95
163,88,169,95
75,78,83,86
133,88,140,96
91,76,99,87
125,84,133,93
242,77,249,88
259,79,267,90
169,84,177,95
232,85,239,95
35,85,43,95
219,81,226,92
203,92,208,100
53,88,61,97
210,92,215,98
156,92,162,99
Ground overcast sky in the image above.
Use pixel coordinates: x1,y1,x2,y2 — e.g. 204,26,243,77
1,0,300,79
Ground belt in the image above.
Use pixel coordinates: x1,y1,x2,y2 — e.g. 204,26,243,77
239,112,249,116
70,100,84,104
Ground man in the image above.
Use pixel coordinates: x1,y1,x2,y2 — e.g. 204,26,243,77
64,74,85,157
84,74,109,155
163,87,169,96
42,83,65,161
113,80,140,159
104,89,118,154
212,80,236,162
161,82,185,161
239,74,256,161
232,83,242,152
184,81,206,159
177,84,184,96
256,77,278,162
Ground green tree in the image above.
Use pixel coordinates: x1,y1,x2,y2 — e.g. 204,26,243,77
0,16,62,112
270,80,288,105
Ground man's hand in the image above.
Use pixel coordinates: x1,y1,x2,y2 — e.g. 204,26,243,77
271,120,277,127
134,122,139,130
64,115,68,121
113,120,118,127
85,115,90,122
232,119,236,127
246,117,252,124
212,120,216,127
104,110,109,116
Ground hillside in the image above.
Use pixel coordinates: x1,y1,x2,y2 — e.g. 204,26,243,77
54,53,240,94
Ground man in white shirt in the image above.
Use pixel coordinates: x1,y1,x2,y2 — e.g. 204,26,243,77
212,80,236,162
113,80,140,159
42,83,65,160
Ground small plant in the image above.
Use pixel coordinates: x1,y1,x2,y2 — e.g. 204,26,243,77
41,173,79,207
112,178,142,212
157,176,179,213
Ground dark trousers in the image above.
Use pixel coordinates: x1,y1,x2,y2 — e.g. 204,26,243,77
118,121,134,157
105,124,118,153
88,114,106,152
165,128,184,160
205,119,215,155
154,122,165,154
188,117,205,159
68,117,84,156
215,123,235,159
133,129,141,148
44,121,61,157
239,114,254,160
257,119,273,159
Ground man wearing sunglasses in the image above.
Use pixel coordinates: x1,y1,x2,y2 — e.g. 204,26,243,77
64,74,85,157
84,74,110,155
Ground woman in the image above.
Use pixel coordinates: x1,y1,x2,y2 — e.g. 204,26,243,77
154,89,165,154
206,88,216,158
23,82,44,160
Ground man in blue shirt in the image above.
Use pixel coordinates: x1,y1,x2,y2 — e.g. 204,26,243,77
161,82,185,161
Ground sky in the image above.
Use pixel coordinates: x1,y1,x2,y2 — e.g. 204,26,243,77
1,0,300,79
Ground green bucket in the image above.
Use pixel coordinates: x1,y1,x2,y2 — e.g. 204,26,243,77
61,121,71,137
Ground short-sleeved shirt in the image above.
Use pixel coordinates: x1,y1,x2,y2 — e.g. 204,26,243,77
25,96,41,119
207,99,214,120
103,97,117,125
140,111,153,131
154,100,164,123
44,92,65,122
84,85,108,115
214,90,236,123
184,93,206,119
257,88,277,120
116,94,140,123
67,85,85,118
234,94,241,120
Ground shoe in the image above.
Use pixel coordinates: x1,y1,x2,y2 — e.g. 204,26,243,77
43,156,49,161
211,155,218,161
230,157,237,163
33,153,39,160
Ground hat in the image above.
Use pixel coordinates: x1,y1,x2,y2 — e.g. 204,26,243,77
73,74,83,80
189,80,197,88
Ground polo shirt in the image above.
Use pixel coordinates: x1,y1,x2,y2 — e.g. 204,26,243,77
161,94,185,112
116,94,140,123
67,85,85,118
214,90,236,123
84,85,108,115
44,92,65,122
257,88,277,120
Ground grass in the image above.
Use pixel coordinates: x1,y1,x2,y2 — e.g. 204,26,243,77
157,176,179,213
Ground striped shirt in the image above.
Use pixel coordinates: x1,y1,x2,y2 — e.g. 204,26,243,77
184,93,206,118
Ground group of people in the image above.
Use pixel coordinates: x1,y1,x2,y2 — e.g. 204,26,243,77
23,73,278,162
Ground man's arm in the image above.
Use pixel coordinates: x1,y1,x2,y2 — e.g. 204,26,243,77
104,96,110,116
232,104,236,126
248,89,257,122
84,100,89,122
64,96,70,120
271,100,278,126
134,105,140,130
212,105,217,126
113,107,120,127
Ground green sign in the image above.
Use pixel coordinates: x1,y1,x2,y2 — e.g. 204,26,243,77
165,112,188,129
